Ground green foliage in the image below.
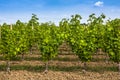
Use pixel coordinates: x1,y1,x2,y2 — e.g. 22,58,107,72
105,19,120,63
0,13,119,64
59,14,95,62
0,26,19,60
38,23,63,62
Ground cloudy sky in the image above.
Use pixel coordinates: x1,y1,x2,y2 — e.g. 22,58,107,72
0,0,120,25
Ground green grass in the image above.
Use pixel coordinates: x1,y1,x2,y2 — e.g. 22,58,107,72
0,54,118,73
0,63,118,73
53,57,79,62
86,65,118,72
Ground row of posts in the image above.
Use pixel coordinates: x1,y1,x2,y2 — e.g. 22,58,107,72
0,23,34,39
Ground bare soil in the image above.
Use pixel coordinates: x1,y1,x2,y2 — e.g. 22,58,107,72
0,54,119,80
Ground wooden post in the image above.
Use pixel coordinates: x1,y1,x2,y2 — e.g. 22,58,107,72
82,62,87,73
10,24,12,30
44,61,49,73
32,23,34,30
0,25,1,39
6,24,12,73
6,60,10,74
118,62,120,74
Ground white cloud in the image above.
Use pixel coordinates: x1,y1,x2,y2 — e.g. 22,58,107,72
94,1,104,7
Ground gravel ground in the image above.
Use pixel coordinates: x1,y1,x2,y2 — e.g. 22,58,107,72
0,70,119,80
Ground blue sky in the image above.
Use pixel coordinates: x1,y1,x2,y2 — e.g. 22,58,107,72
0,0,120,25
